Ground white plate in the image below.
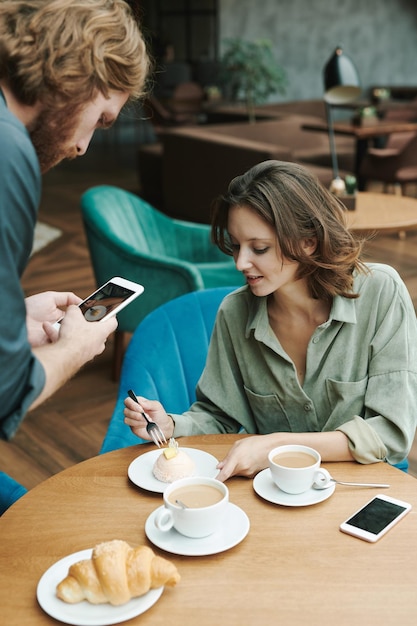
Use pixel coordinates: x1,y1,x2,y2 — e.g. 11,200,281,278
253,468,336,507
37,549,163,626
128,448,219,493
145,503,250,556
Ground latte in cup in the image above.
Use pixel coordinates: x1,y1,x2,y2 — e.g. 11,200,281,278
272,451,316,468
268,444,331,495
154,476,229,538
168,484,224,508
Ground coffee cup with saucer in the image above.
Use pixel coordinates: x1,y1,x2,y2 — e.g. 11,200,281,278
268,444,331,495
252,444,336,507
154,476,229,539
146,476,250,556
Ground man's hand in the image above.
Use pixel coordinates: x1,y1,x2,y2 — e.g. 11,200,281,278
25,291,81,346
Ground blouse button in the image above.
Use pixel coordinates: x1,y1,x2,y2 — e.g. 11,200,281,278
304,403,311,412
312,336,320,344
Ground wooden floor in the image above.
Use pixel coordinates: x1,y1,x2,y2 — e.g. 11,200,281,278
1,139,417,490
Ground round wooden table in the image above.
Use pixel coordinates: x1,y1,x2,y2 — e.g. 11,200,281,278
345,192,417,234
1,434,416,626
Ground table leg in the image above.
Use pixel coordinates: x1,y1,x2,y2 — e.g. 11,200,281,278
356,138,369,191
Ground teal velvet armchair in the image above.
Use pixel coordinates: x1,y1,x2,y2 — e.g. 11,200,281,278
0,472,27,516
80,185,242,379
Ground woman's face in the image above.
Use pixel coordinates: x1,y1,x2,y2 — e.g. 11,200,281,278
227,204,301,297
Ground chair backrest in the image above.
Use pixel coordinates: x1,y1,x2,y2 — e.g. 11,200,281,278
81,185,205,332
100,286,236,453
0,472,27,516
169,81,205,115
81,186,178,257
385,130,417,152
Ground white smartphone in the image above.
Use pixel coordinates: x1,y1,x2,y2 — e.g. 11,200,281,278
53,277,144,329
340,493,412,543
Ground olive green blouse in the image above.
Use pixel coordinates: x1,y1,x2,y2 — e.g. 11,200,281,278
172,263,417,465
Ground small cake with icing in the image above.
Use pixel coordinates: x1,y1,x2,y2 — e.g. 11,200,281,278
152,438,195,483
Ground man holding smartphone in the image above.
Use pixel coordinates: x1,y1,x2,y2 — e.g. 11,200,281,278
0,0,150,446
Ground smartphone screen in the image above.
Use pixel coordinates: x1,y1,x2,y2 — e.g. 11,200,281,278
52,277,144,331
80,282,137,321
346,498,406,534
340,495,411,542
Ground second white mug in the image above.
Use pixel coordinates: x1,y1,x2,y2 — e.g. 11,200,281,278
268,444,331,495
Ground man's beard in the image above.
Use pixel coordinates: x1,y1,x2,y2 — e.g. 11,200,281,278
28,106,79,173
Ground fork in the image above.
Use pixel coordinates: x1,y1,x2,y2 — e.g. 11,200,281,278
127,389,167,448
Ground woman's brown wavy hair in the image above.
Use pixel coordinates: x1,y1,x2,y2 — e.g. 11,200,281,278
0,0,151,111
211,160,368,300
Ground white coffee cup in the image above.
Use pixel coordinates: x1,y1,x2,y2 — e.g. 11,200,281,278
154,476,229,538
268,444,331,495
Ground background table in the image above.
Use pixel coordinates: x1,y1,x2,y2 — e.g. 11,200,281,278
1,434,416,626
302,118,417,189
345,192,417,234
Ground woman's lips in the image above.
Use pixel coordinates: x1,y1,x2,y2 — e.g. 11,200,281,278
246,274,263,285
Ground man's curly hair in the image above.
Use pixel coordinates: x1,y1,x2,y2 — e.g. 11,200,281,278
0,0,151,111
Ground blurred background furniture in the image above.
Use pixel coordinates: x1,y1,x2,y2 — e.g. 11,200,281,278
358,102,417,194
142,82,206,134
81,187,241,380
100,286,236,453
161,81,205,120
303,117,417,189
138,114,355,223
359,131,417,195
0,472,27,516
343,192,417,235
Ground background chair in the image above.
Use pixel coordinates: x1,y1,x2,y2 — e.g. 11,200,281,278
359,107,417,195
81,186,242,379
0,472,27,516
100,287,236,454
359,130,417,195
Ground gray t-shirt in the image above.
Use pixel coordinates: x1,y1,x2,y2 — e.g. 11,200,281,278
0,89,46,439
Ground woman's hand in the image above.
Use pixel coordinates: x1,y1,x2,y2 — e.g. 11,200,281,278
216,435,275,481
216,431,354,482
124,395,175,442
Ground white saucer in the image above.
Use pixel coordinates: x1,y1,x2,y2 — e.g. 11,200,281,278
128,448,219,493
145,503,250,556
37,549,163,626
253,468,336,506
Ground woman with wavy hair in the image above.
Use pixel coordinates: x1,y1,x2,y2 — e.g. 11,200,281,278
0,0,150,446
124,160,417,480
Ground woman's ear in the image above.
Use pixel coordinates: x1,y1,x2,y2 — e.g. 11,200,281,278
302,237,317,256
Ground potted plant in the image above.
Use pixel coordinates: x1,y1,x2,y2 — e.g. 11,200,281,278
220,38,287,122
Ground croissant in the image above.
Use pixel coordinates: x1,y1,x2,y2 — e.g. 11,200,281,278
56,540,180,606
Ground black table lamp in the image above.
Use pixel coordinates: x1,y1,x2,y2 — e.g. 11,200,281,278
323,46,361,193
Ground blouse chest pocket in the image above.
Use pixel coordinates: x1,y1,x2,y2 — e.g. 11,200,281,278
243,386,292,433
325,376,368,421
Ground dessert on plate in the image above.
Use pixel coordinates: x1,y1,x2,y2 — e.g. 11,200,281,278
152,438,196,483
